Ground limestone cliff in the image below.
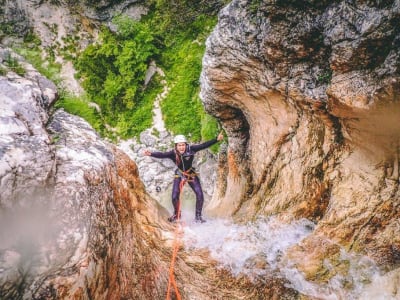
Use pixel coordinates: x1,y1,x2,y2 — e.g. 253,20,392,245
201,0,400,279
0,46,167,299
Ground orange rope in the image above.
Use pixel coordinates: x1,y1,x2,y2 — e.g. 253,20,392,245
166,178,186,300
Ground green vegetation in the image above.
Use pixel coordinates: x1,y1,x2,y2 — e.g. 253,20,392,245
14,1,226,146
317,69,332,84
3,53,26,76
248,0,263,14
152,10,222,143
75,16,159,134
14,37,101,134
54,92,104,134
23,29,42,46
201,113,221,152
59,34,80,61
0,22,15,38
0,66,6,76
116,77,163,138
16,47,62,85
159,36,205,141
73,2,224,143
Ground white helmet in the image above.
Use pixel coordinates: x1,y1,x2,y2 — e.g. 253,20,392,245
174,134,187,144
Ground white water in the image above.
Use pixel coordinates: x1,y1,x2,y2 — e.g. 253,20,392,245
183,216,400,299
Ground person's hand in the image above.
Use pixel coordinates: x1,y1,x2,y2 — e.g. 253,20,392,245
143,149,151,156
217,131,224,141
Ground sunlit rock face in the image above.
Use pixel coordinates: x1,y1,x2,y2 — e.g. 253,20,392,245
0,48,171,299
201,0,400,276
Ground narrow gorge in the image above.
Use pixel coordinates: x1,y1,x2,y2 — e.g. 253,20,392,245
201,0,400,276
1,0,400,299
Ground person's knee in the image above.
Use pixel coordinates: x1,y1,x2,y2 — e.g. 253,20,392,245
172,193,180,202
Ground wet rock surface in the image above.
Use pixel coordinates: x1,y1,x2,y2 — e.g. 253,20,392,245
201,0,400,282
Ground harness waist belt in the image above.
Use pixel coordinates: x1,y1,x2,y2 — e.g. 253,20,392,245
174,167,197,179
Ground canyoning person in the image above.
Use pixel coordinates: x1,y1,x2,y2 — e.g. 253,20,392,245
144,132,224,223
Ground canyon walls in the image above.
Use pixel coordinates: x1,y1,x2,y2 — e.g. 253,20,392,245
201,0,400,277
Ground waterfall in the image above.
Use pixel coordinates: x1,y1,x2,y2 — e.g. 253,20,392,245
183,216,399,299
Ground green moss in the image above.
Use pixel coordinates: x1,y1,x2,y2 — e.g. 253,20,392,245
0,66,6,76
15,46,62,85
54,92,104,133
4,53,26,76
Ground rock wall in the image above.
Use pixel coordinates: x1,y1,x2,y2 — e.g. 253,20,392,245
0,47,298,299
201,0,400,278
0,46,171,299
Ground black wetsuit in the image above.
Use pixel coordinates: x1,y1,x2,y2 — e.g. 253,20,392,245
150,138,218,218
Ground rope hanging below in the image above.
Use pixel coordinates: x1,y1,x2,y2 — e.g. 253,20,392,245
166,178,186,300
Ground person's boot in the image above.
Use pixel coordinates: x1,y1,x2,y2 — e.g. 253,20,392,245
195,214,206,223
168,212,181,223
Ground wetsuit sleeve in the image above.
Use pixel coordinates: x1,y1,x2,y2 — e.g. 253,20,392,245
150,150,175,159
190,138,218,152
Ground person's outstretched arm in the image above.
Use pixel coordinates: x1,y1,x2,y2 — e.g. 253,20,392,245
191,131,224,152
143,149,174,159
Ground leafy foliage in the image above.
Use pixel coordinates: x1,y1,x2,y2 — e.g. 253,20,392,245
118,77,163,138
73,5,223,142
54,93,104,134
201,113,221,153
152,12,220,142
12,1,225,146
160,38,204,140
75,16,159,125
150,0,227,34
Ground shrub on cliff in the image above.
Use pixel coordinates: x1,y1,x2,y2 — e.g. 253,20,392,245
75,9,222,142
75,17,158,123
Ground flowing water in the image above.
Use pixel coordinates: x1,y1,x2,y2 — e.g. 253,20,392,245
182,216,400,300
118,137,399,299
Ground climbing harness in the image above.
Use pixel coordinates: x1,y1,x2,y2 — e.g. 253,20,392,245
174,167,197,181
166,177,186,300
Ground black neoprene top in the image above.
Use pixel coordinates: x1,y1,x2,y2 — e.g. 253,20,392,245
150,138,218,171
